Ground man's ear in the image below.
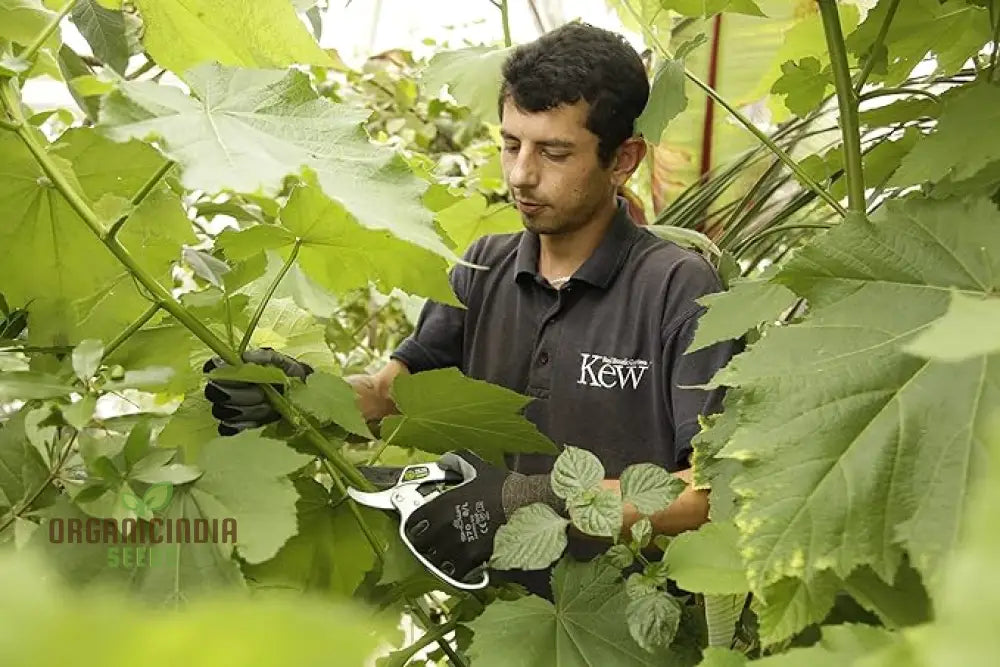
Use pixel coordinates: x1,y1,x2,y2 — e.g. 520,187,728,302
611,137,648,187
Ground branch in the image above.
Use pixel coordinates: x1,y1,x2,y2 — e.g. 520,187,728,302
854,0,901,94
499,0,512,47
20,0,74,64
106,160,176,240
732,222,833,256
620,0,847,218
0,83,374,493
0,117,20,131
101,301,161,361
818,0,866,214
238,238,302,354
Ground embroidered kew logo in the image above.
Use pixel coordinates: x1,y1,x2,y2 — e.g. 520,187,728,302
577,353,650,389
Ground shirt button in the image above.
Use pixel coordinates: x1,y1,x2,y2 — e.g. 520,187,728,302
538,351,550,366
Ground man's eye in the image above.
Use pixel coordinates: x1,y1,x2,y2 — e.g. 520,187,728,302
544,152,569,161
503,144,519,153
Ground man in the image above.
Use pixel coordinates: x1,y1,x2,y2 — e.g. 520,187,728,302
204,22,741,600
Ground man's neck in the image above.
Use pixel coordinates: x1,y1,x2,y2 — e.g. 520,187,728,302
537,197,618,281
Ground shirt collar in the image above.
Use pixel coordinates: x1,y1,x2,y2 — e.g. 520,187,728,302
515,196,640,289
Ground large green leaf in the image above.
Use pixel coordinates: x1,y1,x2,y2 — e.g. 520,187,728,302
287,371,372,438
845,0,991,87
220,183,458,305
242,478,381,597
99,63,459,263
891,82,1000,189
0,129,196,346
467,558,690,666
379,368,559,465
132,0,332,76
702,196,1000,599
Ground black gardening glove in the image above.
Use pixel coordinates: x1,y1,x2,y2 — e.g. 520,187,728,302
202,347,313,436
403,450,564,586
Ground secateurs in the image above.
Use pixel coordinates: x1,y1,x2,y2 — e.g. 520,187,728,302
348,462,491,591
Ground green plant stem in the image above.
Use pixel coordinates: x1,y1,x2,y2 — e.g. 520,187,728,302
818,0,866,214
499,0,512,47
101,302,161,361
410,601,467,667
390,613,462,667
620,0,846,218
0,432,77,536
366,418,403,465
0,82,373,493
239,239,302,354
859,87,941,104
107,161,176,239
20,0,74,63
322,459,385,565
854,0,900,93
0,117,20,131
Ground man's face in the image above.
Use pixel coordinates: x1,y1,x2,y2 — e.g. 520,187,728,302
499,97,617,235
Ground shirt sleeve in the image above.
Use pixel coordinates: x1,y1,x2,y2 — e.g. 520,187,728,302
662,314,743,469
389,239,482,374
659,255,745,470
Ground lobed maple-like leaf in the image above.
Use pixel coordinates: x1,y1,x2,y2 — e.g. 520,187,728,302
701,196,1000,602
0,129,196,346
467,558,692,666
99,63,460,264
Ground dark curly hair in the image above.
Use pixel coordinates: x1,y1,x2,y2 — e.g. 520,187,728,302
498,22,649,166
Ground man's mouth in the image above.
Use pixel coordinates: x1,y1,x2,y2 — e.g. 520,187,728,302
516,200,546,214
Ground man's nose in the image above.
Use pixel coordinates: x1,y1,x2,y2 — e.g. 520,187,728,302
506,150,539,191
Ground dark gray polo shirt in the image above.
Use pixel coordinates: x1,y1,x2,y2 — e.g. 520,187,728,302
391,197,740,476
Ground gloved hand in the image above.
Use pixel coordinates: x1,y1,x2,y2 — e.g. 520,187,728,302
202,347,313,436
402,450,565,586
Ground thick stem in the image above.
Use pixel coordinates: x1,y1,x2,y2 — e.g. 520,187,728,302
854,0,900,93
101,302,161,361
0,83,373,493
239,239,302,354
500,0,512,47
0,117,20,131
620,0,846,218
20,0,74,64
818,0,866,214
